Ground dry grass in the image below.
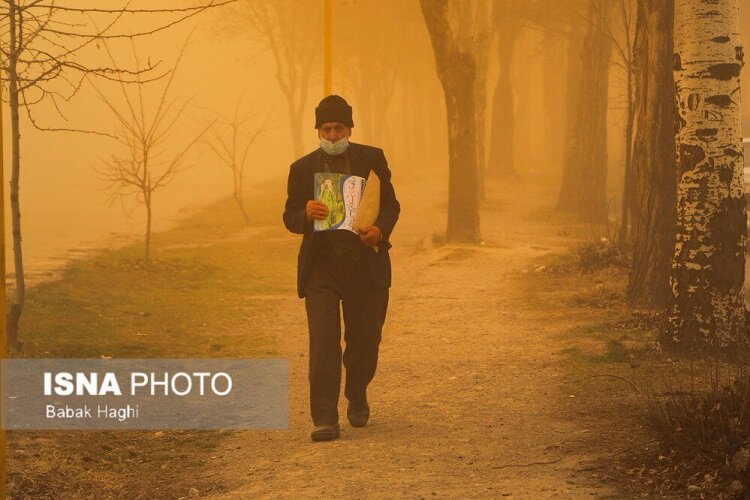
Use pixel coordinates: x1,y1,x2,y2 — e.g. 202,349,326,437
523,243,750,497
6,180,292,498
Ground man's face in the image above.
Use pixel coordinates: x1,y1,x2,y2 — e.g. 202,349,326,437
318,122,351,143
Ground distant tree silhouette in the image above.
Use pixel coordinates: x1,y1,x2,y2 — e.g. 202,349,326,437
93,40,212,261
556,0,613,224
487,0,520,181
229,0,320,159
420,0,482,243
205,92,273,225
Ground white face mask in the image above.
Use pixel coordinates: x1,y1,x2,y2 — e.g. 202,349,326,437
320,137,350,156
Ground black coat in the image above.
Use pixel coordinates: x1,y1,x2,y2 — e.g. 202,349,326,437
283,142,400,298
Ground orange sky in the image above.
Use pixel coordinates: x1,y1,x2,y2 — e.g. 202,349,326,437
3,2,750,273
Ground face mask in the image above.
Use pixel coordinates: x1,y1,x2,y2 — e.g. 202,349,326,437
320,137,349,156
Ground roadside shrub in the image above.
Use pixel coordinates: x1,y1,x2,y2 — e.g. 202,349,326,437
638,361,750,496
576,237,625,271
645,374,750,457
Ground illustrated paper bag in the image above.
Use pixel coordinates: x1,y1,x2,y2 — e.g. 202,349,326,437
353,169,380,233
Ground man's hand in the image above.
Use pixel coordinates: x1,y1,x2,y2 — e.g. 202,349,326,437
358,225,382,247
306,200,329,222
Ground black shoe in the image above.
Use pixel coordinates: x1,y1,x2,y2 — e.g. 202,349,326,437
311,424,340,442
347,399,370,427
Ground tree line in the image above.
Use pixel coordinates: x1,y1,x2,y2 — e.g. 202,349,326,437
2,0,745,358
415,0,745,356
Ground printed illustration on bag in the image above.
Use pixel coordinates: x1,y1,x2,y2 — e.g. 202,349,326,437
313,173,366,233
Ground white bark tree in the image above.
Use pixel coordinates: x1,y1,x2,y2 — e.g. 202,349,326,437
664,0,746,354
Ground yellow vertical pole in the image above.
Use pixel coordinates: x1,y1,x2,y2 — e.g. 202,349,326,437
324,0,332,95
0,48,6,500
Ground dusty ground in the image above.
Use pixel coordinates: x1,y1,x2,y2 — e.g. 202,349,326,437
206,176,647,499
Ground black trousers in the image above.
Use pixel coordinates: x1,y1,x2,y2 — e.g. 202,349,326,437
303,250,389,426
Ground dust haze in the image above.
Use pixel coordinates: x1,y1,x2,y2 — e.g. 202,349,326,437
5,2,750,276
4,1,750,498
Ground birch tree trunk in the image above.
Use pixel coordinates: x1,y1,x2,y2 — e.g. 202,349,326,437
420,0,481,243
626,0,676,308
664,0,746,354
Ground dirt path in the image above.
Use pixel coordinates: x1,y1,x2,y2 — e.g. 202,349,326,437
209,178,628,499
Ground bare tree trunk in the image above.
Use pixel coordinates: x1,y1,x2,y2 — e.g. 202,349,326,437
371,77,396,149
542,28,567,169
235,172,250,225
400,77,415,167
234,195,250,225
0,1,223,347
356,87,374,144
626,0,676,308
664,0,746,354
407,70,437,169
444,72,482,243
288,90,308,159
582,0,638,247
487,2,519,181
617,64,636,248
556,16,585,209
232,124,250,225
556,0,612,224
420,0,481,244
617,13,636,250
145,192,152,261
289,110,305,159
474,28,492,201
7,0,24,349
239,2,318,160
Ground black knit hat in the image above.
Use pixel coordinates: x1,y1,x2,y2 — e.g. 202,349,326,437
314,95,354,129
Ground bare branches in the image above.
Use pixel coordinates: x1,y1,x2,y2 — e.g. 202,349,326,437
1,0,228,132
2,0,230,337
20,86,115,136
201,89,275,224
24,1,235,15
44,7,217,40
92,37,211,258
228,0,320,157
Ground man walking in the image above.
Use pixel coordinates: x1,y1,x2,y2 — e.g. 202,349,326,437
283,95,400,441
